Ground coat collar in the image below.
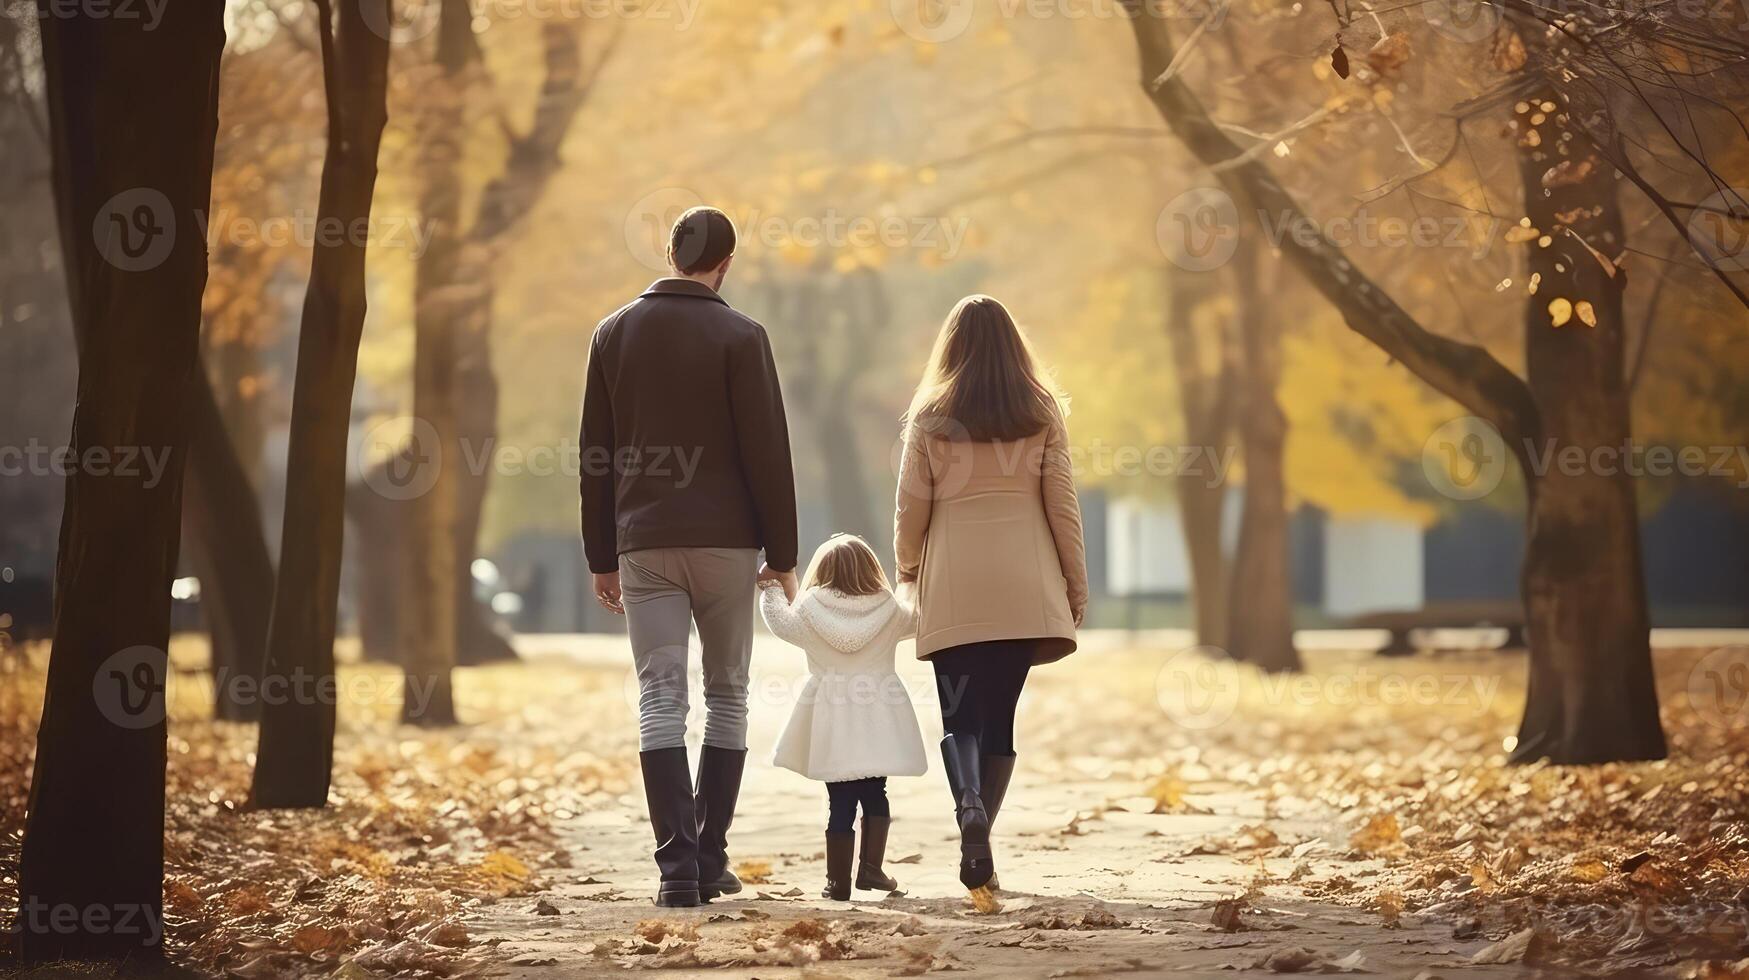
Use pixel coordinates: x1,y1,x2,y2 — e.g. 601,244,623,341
640,277,728,305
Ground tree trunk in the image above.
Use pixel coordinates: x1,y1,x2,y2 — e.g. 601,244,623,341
1508,94,1664,763
183,367,275,722
1163,269,1233,650
347,473,403,662
451,278,517,665
403,19,600,668
18,1,224,959
399,0,472,728
1224,240,1300,672
250,0,392,807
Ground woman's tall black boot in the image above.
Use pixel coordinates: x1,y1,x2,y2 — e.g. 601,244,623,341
981,753,1016,891
939,734,993,891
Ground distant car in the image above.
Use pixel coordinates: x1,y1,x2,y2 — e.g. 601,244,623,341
471,559,524,629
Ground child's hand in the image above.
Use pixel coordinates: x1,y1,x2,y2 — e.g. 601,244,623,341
758,563,799,602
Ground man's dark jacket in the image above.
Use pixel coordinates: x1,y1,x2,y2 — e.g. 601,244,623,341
580,278,798,575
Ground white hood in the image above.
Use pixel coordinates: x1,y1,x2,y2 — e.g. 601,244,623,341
794,589,898,653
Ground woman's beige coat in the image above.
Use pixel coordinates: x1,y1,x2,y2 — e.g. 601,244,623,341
893,417,1089,663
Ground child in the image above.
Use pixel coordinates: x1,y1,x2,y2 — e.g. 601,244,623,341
759,534,927,900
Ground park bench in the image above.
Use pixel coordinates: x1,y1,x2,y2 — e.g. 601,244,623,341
1346,601,1526,656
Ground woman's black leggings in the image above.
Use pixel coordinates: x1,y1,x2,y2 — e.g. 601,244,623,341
932,641,1034,757
826,777,889,833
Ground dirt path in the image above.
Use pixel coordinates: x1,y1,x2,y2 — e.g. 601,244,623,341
467,635,1542,978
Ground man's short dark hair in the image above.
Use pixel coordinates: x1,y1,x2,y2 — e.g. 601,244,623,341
669,206,736,275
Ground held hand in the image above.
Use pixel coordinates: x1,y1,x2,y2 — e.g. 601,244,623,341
593,571,624,615
758,562,799,602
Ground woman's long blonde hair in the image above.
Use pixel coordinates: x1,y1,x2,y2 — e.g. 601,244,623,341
904,294,1065,442
801,533,890,596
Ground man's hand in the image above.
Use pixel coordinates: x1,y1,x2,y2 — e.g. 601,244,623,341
757,563,799,602
593,571,624,615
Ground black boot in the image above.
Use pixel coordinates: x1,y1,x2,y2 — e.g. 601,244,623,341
981,754,1016,891
639,747,701,908
939,734,993,890
694,745,747,900
823,831,855,901
855,816,899,892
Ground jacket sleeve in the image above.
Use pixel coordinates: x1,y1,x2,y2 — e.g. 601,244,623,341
893,424,933,585
1043,417,1089,621
758,581,811,646
579,331,619,574
729,326,799,572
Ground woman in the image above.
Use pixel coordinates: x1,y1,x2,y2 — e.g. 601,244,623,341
893,294,1088,905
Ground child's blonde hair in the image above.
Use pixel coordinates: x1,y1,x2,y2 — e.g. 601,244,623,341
800,533,890,597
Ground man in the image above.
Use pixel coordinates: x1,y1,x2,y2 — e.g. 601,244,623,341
581,206,799,908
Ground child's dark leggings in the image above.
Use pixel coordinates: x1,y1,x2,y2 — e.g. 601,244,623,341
931,640,1034,756
826,777,889,833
